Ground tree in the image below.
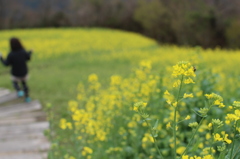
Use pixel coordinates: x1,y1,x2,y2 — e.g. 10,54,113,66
134,0,175,43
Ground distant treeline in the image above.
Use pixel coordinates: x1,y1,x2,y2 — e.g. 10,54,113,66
1,0,240,49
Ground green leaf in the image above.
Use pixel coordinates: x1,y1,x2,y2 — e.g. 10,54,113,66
225,135,240,159
153,119,159,130
153,133,158,138
152,119,159,138
145,118,151,121
219,149,227,159
191,109,202,117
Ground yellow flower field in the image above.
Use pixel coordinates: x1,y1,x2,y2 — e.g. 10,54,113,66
0,28,239,159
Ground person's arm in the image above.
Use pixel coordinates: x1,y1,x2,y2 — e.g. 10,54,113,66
26,50,33,60
0,53,11,66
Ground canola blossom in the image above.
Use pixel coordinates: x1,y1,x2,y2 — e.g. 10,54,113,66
1,28,239,158
59,60,239,159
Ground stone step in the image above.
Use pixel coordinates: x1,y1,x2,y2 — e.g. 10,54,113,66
0,88,50,159
0,136,50,153
0,122,49,137
0,88,11,97
4,111,46,119
0,92,17,104
0,131,48,140
0,152,48,159
0,111,46,126
0,100,42,117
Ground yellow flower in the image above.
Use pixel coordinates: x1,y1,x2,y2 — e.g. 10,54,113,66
214,100,221,106
166,122,171,129
219,103,225,108
184,78,195,84
133,101,147,112
68,100,78,112
166,99,172,105
208,123,212,130
164,90,170,95
88,74,98,82
59,118,67,130
177,146,186,154
214,133,223,141
235,109,240,117
225,120,231,124
82,147,93,156
196,91,203,97
183,93,194,98
185,115,191,120
172,61,196,78
142,133,154,144
198,143,204,149
203,155,214,159
206,133,211,140
223,134,232,144
205,94,213,99
133,106,138,112
127,121,137,128
140,60,152,70
173,102,177,107
173,80,181,87
236,127,240,133
110,75,122,86
182,155,189,159
66,122,73,129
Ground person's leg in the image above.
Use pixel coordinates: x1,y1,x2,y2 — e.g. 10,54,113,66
12,76,24,97
12,81,20,91
21,80,31,102
12,81,24,97
21,81,29,97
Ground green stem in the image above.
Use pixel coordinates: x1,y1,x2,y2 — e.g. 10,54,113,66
180,116,205,157
145,119,164,159
230,120,240,159
47,108,54,159
180,102,214,157
173,75,184,159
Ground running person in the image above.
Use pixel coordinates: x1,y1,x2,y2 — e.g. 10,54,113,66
0,37,32,102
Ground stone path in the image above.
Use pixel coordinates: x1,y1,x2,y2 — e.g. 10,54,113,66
0,88,50,159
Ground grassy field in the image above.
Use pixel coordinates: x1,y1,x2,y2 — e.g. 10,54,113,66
0,28,239,159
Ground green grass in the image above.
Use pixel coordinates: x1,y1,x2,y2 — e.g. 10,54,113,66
0,52,132,107
0,28,159,111
0,28,240,159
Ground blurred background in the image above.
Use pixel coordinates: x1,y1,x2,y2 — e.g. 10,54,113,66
1,0,240,49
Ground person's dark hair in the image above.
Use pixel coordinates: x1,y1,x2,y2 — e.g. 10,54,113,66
10,37,25,52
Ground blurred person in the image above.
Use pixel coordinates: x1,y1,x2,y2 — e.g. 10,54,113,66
0,37,32,102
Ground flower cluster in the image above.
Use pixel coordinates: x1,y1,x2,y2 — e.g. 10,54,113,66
172,61,196,87
82,146,93,159
205,93,225,108
225,101,240,133
56,60,240,159
214,132,232,144
182,154,214,159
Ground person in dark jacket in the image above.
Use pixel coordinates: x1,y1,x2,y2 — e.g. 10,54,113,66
0,37,32,102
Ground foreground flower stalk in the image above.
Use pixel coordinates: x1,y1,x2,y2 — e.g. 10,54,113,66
133,102,164,158
229,120,240,159
171,61,196,158
173,74,184,159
